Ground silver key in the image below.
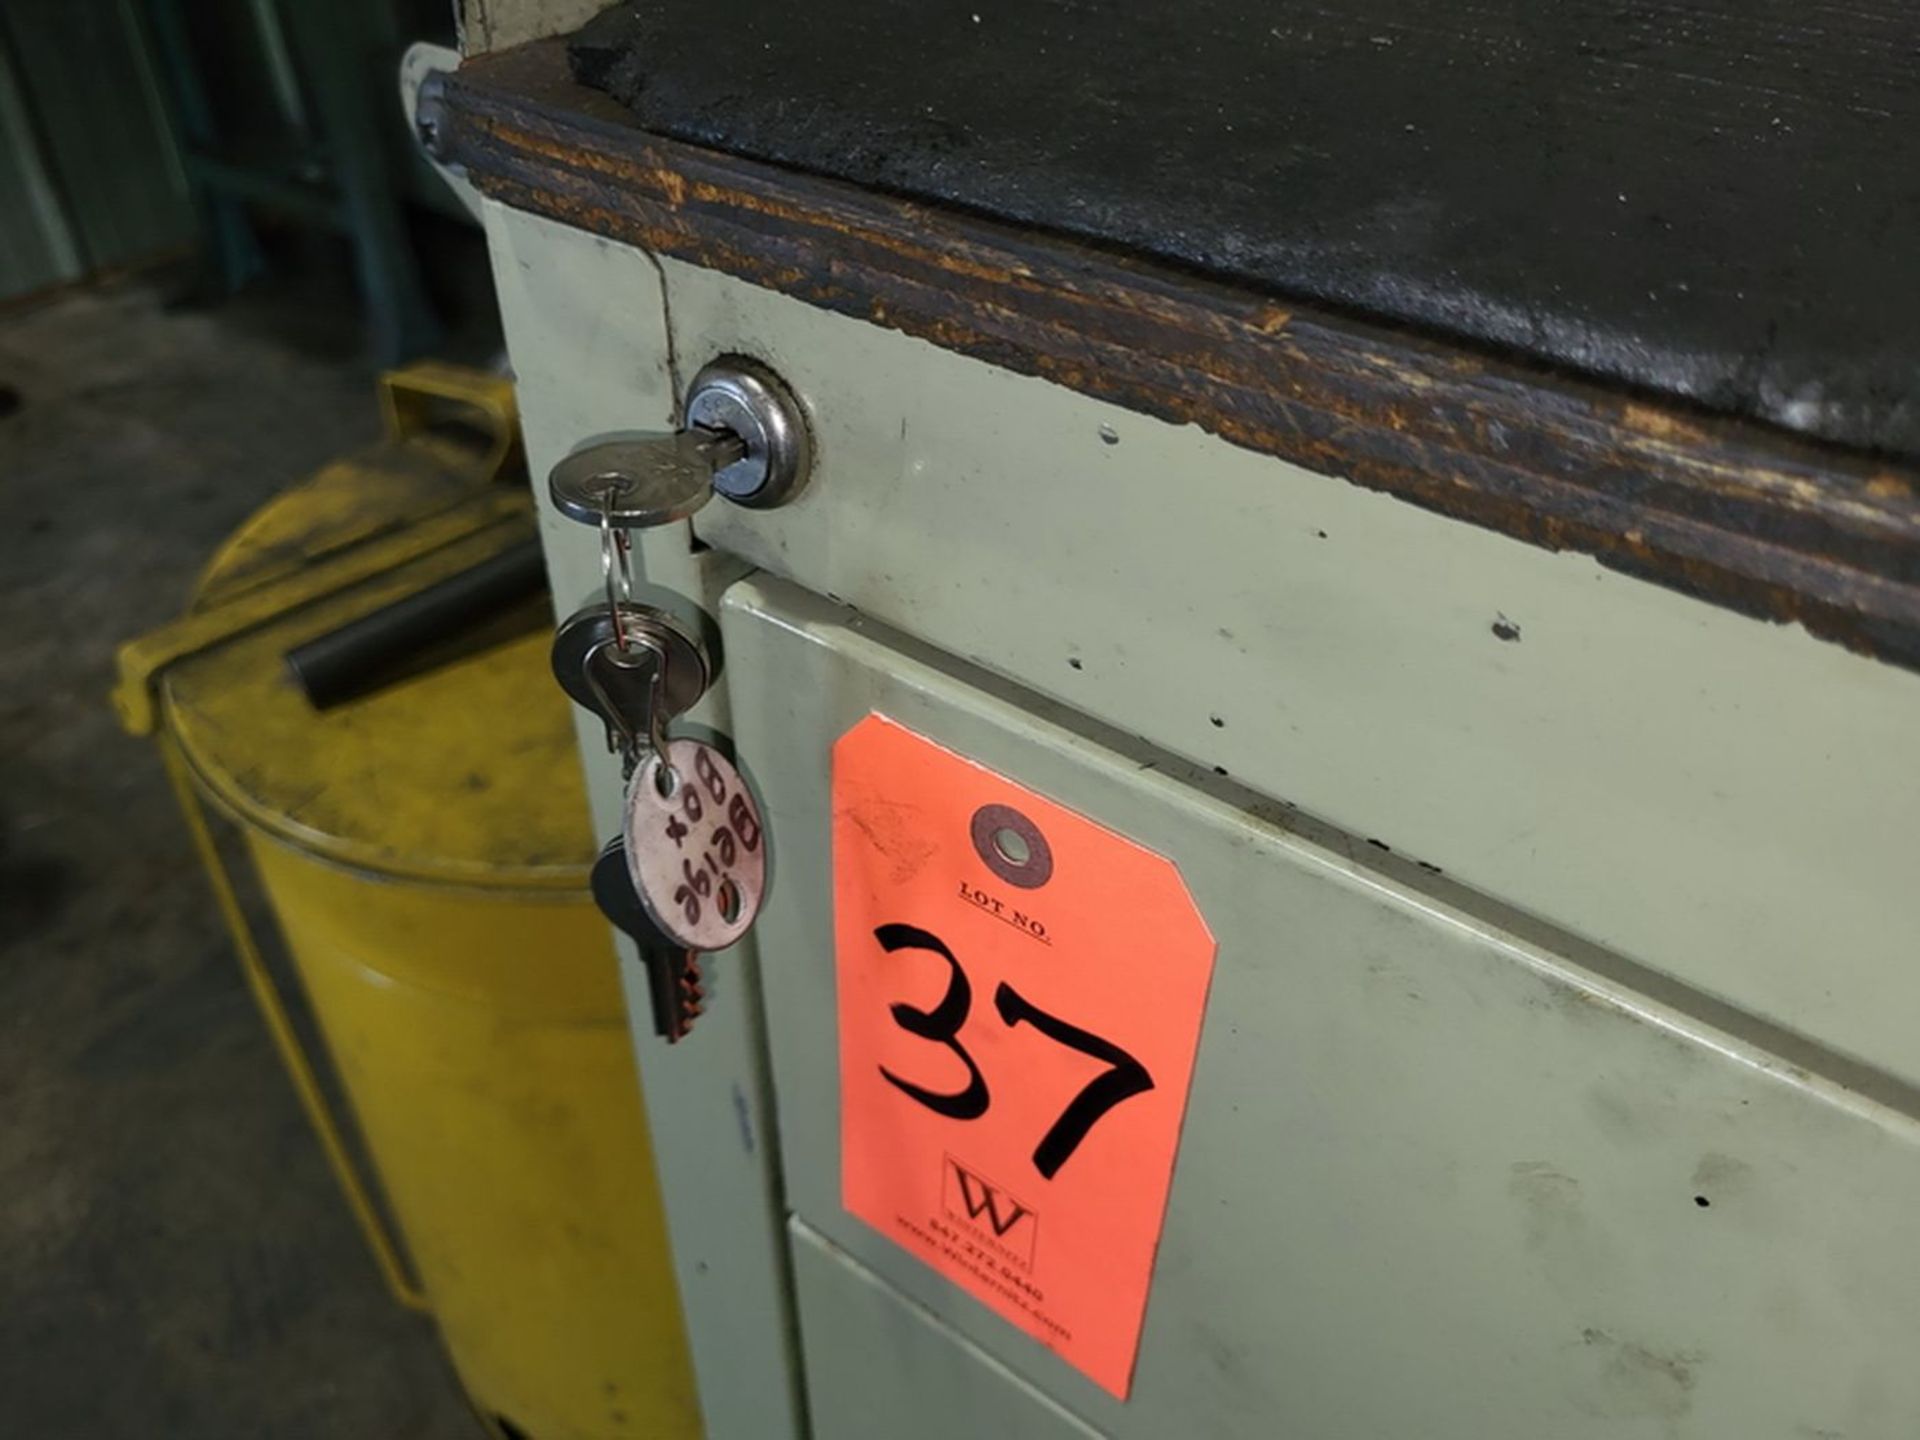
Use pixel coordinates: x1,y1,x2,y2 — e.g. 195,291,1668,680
549,429,743,528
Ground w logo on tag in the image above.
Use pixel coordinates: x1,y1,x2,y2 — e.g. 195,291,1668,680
944,1156,1038,1267
954,1164,1028,1236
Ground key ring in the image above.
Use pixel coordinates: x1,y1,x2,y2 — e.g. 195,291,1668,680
579,619,680,788
647,668,675,793
599,489,634,651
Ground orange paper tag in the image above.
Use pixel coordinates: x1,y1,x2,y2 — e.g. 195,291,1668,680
834,715,1216,1398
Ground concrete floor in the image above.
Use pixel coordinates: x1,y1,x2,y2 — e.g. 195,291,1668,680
0,279,481,1438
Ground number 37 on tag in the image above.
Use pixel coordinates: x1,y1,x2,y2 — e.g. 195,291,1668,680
833,715,1216,1399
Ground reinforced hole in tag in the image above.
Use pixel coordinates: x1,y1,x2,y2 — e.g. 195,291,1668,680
716,878,742,923
654,762,680,798
991,827,1030,866
970,803,1054,889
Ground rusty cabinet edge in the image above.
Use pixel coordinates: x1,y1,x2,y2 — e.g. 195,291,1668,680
438,38,1920,673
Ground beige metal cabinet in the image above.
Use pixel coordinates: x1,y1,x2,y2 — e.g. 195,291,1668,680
441,43,1920,1430
478,203,1920,1439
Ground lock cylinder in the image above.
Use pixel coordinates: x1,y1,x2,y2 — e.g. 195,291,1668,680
683,356,811,508
547,356,811,525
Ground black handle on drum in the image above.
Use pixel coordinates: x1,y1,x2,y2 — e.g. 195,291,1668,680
285,538,547,708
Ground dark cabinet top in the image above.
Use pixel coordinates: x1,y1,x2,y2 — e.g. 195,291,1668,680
433,20,1920,674
574,0,1920,461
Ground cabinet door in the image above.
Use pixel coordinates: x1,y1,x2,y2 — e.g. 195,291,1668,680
724,571,1920,1440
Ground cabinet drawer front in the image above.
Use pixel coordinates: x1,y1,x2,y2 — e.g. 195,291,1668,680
724,571,1920,1440
791,1222,1098,1440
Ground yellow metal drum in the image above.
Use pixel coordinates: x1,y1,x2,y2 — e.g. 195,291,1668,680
116,366,700,1440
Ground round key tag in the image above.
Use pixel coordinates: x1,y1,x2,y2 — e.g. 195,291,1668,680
625,738,767,951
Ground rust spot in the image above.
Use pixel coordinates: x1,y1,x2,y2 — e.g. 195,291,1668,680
653,167,687,208
1249,303,1292,335
1621,401,1713,448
